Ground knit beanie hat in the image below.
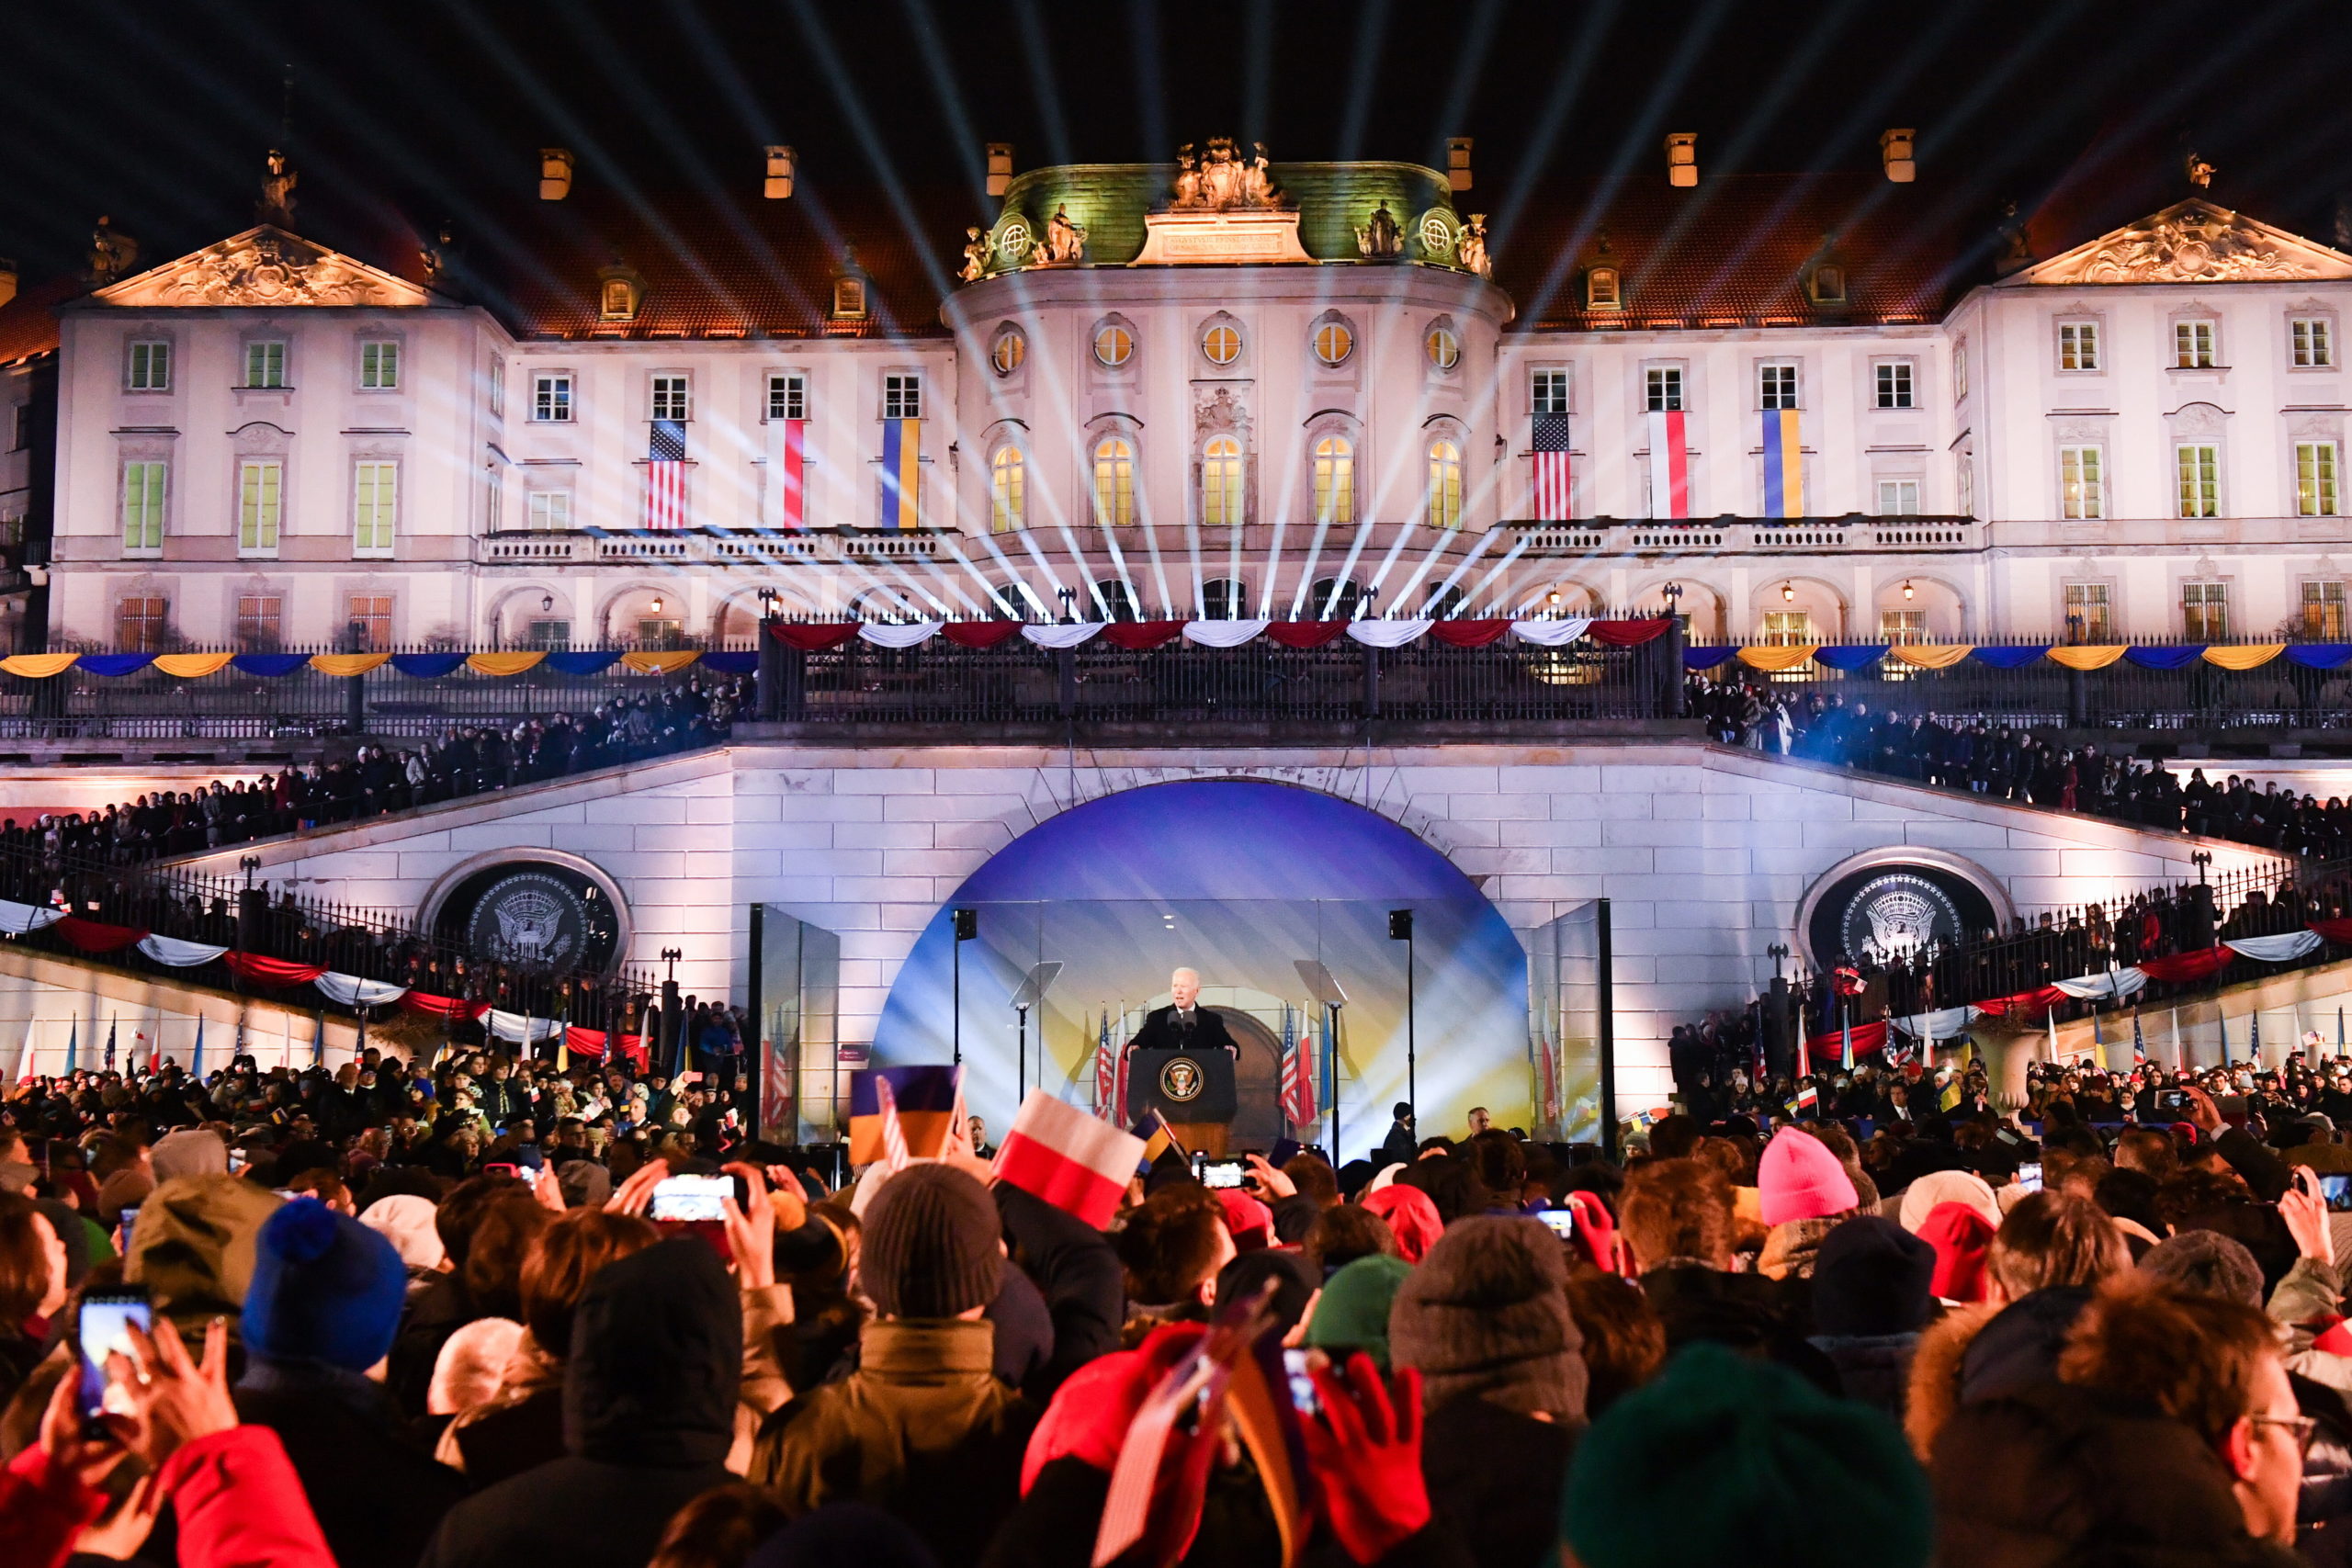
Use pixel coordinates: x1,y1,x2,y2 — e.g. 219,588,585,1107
860,1163,1001,1318
243,1197,409,1371
1306,1255,1413,1370
1020,1322,1205,1493
1360,1183,1442,1264
1390,1215,1587,1420
1896,1168,2002,1234
1758,1127,1860,1226
1811,1216,1936,1337
1562,1340,1930,1568
1215,1188,1275,1251
1916,1201,1996,1303
357,1192,447,1271
150,1129,229,1184
2139,1229,2263,1306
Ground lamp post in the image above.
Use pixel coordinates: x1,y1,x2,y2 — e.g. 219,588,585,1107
1662,581,1683,618
1388,908,1416,1110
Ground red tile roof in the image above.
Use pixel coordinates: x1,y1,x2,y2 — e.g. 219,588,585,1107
0,273,76,366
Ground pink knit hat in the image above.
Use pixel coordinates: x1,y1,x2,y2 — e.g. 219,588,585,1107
1757,1128,1860,1226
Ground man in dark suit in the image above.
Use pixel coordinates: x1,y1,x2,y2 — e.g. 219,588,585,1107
1130,967,1238,1055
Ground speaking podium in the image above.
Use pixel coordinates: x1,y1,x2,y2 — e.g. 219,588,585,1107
1126,1046,1237,1157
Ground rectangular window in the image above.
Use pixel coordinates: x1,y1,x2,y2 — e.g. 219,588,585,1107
353,461,397,555
346,595,393,652
488,363,503,418
2058,321,2099,371
1644,367,1683,412
527,491,573,531
650,374,690,422
238,459,282,554
1880,610,1928,643
126,340,170,391
2175,321,2216,369
768,372,808,422
2293,318,2335,368
2182,581,2229,640
1953,344,1968,402
1530,369,1570,414
2064,581,2112,643
527,619,571,650
243,341,286,389
116,597,167,653
2059,445,2103,518
2298,441,2341,517
1876,479,1921,515
883,374,922,420
1874,360,1915,409
637,616,682,649
1958,457,1975,518
358,340,400,389
2304,581,2347,640
532,373,573,422
234,595,283,652
1757,363,1799,410
2177,444,2221,517
1761,611,1813,646
120,459,165,554
10,407,28,452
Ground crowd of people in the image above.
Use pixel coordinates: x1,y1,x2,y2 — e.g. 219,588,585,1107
1691,677,2352,859
4,1037,2350,1568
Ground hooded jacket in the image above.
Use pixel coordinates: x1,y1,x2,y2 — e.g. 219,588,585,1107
417,1239,740,1568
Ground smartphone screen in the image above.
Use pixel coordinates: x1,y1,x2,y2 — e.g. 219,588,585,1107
649,1174,732,1223
1281,1348,1319,1416
116,1206,140,1253
2324,1175,2352,1213
78,1291,151,1421
1200,1159,1245,1190
2016,1162,2043,1194
1534,1209,1578,1239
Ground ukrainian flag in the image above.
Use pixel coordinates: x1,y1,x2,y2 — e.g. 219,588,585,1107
1131,1109,1185,1175
879,417,921,530
1760,409,1803,518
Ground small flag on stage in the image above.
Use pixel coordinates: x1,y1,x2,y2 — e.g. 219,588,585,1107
879,417,921,530
104,1017,117,1073
1094,1010,1116,1120
2132,1010,2146,1065
996,1089,1146,1230
1531,412,1573,521
1278,1004,1317,1129
847,1066,963,1165
1645,408,1690,519
1759,408,1803,518
779,418,808,530
645,420,689,529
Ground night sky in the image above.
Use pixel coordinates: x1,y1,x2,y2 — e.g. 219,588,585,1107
3,0,2346,284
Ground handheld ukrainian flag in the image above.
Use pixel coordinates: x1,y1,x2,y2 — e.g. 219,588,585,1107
848,1066,962,1165
1759,408,1803,518
1131,1109,1186,1175
878,418,921,530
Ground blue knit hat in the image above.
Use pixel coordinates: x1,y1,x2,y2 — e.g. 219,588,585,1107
242,1198,409,1371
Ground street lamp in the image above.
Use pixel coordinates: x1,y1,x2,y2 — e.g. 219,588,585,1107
1661,581,1683,617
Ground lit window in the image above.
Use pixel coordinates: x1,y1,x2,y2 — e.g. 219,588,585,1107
1202,322,1241,367
1761,611,1812,646
883,375,922,420
488,364,503,418
353,462,397,555
1313,321,1352,367
1585,267,1620,310
1426,439,1463,530
1876,479,1920,516
243,341,286,389
1874,360,1915,409
235,595,282,652
990,329,1025,377
126,340,170,391
832,276,866,319
120,459,164,554
1758,363,1798,410
2299,442,2341,517
347,595,393,652
533,374,573,422
2059,446,2103,519
527,491,572,531
2176,444,2220,517
2182,581,2229,639
2293,318,2335,368
1881,609,1927,644
1312,435,1354,525
117,597,167,653
2175,321,2216,369
1426,325,1460,370
1092,437,1136,527
2305,581,2347,639
238,459,281,555
2064,582,2111,643
1531,370,1570,414
1953,344,1969,402
1093,323,1133,367
600,277,638,320
2058,321,2099,371
359,340,400,389
1645,367,1682,412
767,372,807,422
650,375,690,422
989,446,1025,534
1202,436,1243,526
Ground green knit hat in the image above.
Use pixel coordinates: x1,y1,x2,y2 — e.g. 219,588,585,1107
1562,1342,1930,1568
1305,1255,1412,1370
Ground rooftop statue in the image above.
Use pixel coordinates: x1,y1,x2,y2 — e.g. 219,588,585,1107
258,149,299,228
1170,138,1283,211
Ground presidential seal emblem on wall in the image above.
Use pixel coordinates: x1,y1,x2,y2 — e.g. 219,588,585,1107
1838,873,1965,960
1159,1055,1204,1103
1796,850,2008,971
464,871,589,967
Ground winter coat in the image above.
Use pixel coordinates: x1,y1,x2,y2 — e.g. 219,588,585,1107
417,1239,741,1568
1418,1394,1578,1568
234,1354,466,1568
1808,1331,1920,1424
1638,1263,1831,1390
995,1181,1125,1396
1,1427,336,1568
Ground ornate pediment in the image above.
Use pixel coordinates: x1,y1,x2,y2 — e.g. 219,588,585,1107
92,226,431,309
2014,200,2352,287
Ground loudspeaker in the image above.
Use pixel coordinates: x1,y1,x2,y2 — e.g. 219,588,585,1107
953,908,978,942
1388,908,1414,941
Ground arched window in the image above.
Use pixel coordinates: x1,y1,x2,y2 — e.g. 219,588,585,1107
1092,436,1136,527
1203,578,1250,620
1202,435,1243,526
1308,577,1363,621
1312,435,1354,525
1092,579,1142,621
992,581,1050,620
1426,439,1463,529
1425,582,1466,618
989,446,1025,534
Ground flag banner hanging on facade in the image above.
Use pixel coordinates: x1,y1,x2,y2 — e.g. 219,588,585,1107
1531,412,1572,520
879,417,921,529
1645,408,1690,519
1759,408,1803,517
780,418,808,529
645,419,688,529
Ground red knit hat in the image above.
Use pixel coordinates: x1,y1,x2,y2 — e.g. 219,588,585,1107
1916,1200,1996,1303
1361,1183,1443,1264
1214,1188,1274,1252
1758,1128,1860,1227
1019,1322,1205,1493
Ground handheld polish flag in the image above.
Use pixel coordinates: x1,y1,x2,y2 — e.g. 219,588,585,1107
996,1089,1147,1231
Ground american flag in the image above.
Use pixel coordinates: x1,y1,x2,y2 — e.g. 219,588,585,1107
1531,412,1572,520
1093,1010,1117,1120
645,420,688,529
874,1074,910,1172
1278,1004,1317,1128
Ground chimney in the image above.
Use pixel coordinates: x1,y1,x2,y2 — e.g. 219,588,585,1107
1664,132,1698,187
1447,137,1474,192
0,260,17,310
538,148,574,201
1880,128,1917,184
986,142,1014,197
763,144,796,199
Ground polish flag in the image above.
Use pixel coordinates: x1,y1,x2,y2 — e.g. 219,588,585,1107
994,1089,1147,1230
1646,409,1690,519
